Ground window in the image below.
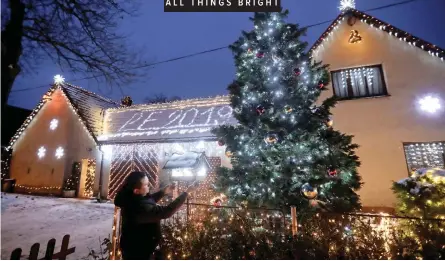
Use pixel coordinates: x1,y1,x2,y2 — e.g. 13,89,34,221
403,142,445,172
331,65,388,99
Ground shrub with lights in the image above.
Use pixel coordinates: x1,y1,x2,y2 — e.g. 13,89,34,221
211,11,362,212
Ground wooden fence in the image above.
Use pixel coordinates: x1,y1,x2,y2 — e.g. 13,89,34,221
10,234,75,260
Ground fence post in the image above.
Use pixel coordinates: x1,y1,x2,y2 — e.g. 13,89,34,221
43,238,56,260
110,207,121,260
291,206,297,236
10,248,22,260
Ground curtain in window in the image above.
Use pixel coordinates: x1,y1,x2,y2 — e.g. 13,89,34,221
332,66,386,98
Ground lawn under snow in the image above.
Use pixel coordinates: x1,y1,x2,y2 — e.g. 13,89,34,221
1,193,114,260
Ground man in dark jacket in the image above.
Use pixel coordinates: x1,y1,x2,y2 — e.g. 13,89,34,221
114,171,198,260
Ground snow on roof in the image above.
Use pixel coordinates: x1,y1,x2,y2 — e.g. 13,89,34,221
163,151,210,169
61,83,118,139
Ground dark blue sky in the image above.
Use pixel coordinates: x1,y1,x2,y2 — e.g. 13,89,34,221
8,0,445,110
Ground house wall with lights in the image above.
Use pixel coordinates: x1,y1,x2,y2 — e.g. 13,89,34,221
312,12,445,207
9,89,101,196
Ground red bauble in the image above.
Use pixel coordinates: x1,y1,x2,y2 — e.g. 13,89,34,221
213,199,222,208
318,80,325,88
256,105,265,115
294,68,301,76
328,167,337,177
217,139,225,146
256,52,264,58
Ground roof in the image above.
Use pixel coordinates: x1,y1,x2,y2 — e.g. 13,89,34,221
310,8,444,62
7,83,118,150
61,83,118,139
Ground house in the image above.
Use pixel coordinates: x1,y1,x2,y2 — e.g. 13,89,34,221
6,8,445,209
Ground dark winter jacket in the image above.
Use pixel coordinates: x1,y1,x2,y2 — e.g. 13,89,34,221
114,189,188,254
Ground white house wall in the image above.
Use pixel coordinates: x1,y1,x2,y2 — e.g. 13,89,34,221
10,89,101,196
313,18,445,207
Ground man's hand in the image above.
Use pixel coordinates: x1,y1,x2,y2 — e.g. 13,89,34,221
163,184,176,194
186,181,200,194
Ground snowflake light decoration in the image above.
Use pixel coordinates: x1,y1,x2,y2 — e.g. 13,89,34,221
418,95,441,114
339,0,355,11
49,119,59,130
37,146,46,159
55,147,64,159
53,74,65,84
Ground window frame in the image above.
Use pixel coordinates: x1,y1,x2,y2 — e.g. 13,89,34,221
402,141,445,175
330,64,389,100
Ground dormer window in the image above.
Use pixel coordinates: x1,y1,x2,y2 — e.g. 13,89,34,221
331,65,388,99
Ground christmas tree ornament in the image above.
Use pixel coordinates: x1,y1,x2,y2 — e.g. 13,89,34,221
284,105,293,113
256,52,265,58
301,183,318,199
264,133,279,144
318,80,325,89
213,198,222,208
247,48,252,53
328,166,338,177
121,96,133,107
326,118,334,127
225,150,233,158
293,68,301,76
256,105,266,115
217,139,225,146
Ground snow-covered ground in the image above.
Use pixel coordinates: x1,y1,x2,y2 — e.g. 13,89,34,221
1,193,114,260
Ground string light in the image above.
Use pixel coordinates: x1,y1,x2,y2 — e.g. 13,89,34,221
100,96,237,142
15,184,61,192
311,10,444,62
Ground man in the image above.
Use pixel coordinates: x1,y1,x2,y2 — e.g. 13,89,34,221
114,171,198,259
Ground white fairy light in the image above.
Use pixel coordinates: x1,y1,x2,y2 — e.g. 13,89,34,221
49,119,59,130
55,147,64,159
418,95,442,114
339,0,355,12
37,146,46,159
53,74,65,84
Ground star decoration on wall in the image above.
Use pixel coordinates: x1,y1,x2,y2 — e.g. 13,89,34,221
55,147,64,159
37,146,46,159
50,119,59,130
339,0,355,12
419,95,441,114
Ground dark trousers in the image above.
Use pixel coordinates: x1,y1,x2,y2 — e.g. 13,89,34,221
121,245,156,260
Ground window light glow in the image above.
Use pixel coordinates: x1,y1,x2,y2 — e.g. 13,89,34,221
37,146,46,159
55,147,64,159
50,119,59,130
418,95,441,113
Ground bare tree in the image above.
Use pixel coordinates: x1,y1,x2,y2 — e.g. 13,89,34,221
1,0,147,109
144,93,182,104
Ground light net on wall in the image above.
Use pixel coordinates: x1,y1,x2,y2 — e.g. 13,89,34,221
403,142,445,171
108,144,159,199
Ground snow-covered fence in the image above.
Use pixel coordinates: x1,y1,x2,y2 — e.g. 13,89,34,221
9,234,75,260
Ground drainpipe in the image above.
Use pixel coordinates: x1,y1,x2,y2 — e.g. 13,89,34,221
97,146,105,201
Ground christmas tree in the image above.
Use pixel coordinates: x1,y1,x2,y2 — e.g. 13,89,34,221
212,11,362,212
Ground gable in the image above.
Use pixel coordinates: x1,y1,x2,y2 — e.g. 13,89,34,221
7,84,117,150
62,84,118,138
310,9,444,62
99,96,238,143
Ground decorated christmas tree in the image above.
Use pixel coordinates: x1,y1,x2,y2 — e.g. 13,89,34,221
212,11,362,212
